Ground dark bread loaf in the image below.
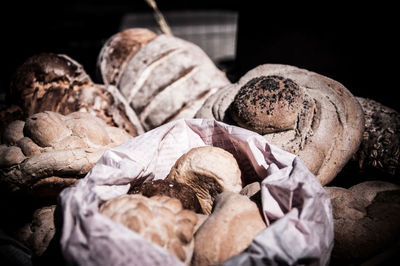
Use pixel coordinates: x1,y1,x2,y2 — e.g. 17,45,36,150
325,181,400,262
128,179,202,213
196,64,365,185
15,205,56,257
97,28,231,131
9,53,144,136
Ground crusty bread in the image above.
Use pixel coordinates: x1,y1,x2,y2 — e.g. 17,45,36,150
99,194,198,264
230,75,304,134
0,111,131,198
97,28,231,131
128,179,202,213
352,97,399,178
192,191,266,265
97,28,157,86
15,205,56,257
196,64,365,185
166,146,242,215
325,181,400,261
9,53,144,136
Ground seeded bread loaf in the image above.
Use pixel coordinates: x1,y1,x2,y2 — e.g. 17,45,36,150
0,111,131,198
97,28,231,131
351,97,400,179
196,64,365,185
9,53,144,136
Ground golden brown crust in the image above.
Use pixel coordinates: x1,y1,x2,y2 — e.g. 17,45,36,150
166,146,242,215
99,194,198,264
192,192,266,265
0,111,131,198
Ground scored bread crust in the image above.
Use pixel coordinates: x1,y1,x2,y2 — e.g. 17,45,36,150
98,30,231,131
196,64,365,185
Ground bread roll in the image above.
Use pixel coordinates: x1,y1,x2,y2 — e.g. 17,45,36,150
192,192,266,265
196,64,365,185
9,53,144,136
325,181,400,262
97,28,231,131
99,194,198,264
0,111,131,199
166,146,242,215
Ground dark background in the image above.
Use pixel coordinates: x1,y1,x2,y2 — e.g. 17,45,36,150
1,1,399,111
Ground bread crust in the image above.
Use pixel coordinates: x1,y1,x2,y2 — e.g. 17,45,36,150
196,64,365,185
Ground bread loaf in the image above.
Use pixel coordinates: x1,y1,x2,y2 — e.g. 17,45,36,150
0,111,131,198
128,179,202,213
15,205,56,257
192,191,266,265
97,28,231,131
99,194,198,264
349,97,400,179
166,146,242,214
196,64,365,185
9,53,144,136
325,181,400,262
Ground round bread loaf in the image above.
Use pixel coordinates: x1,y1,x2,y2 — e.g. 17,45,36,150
325,181,400,262
166,146,242,215
192,191,266,265
97,28,231,131
9,53,144,136
99,194,198,264
0,111,131,199
196,64,365,185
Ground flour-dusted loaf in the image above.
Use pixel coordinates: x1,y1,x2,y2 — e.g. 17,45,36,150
97,28,231,131
99,194,198,264
192,191,266,265
325,181,400,262
166,146,242,215
0,111,131,198
196,64,365,185
9,53,144,136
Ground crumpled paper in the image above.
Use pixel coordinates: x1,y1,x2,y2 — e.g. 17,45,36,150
59,119,334,266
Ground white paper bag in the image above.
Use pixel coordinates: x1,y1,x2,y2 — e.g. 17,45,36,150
59,119,333,266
